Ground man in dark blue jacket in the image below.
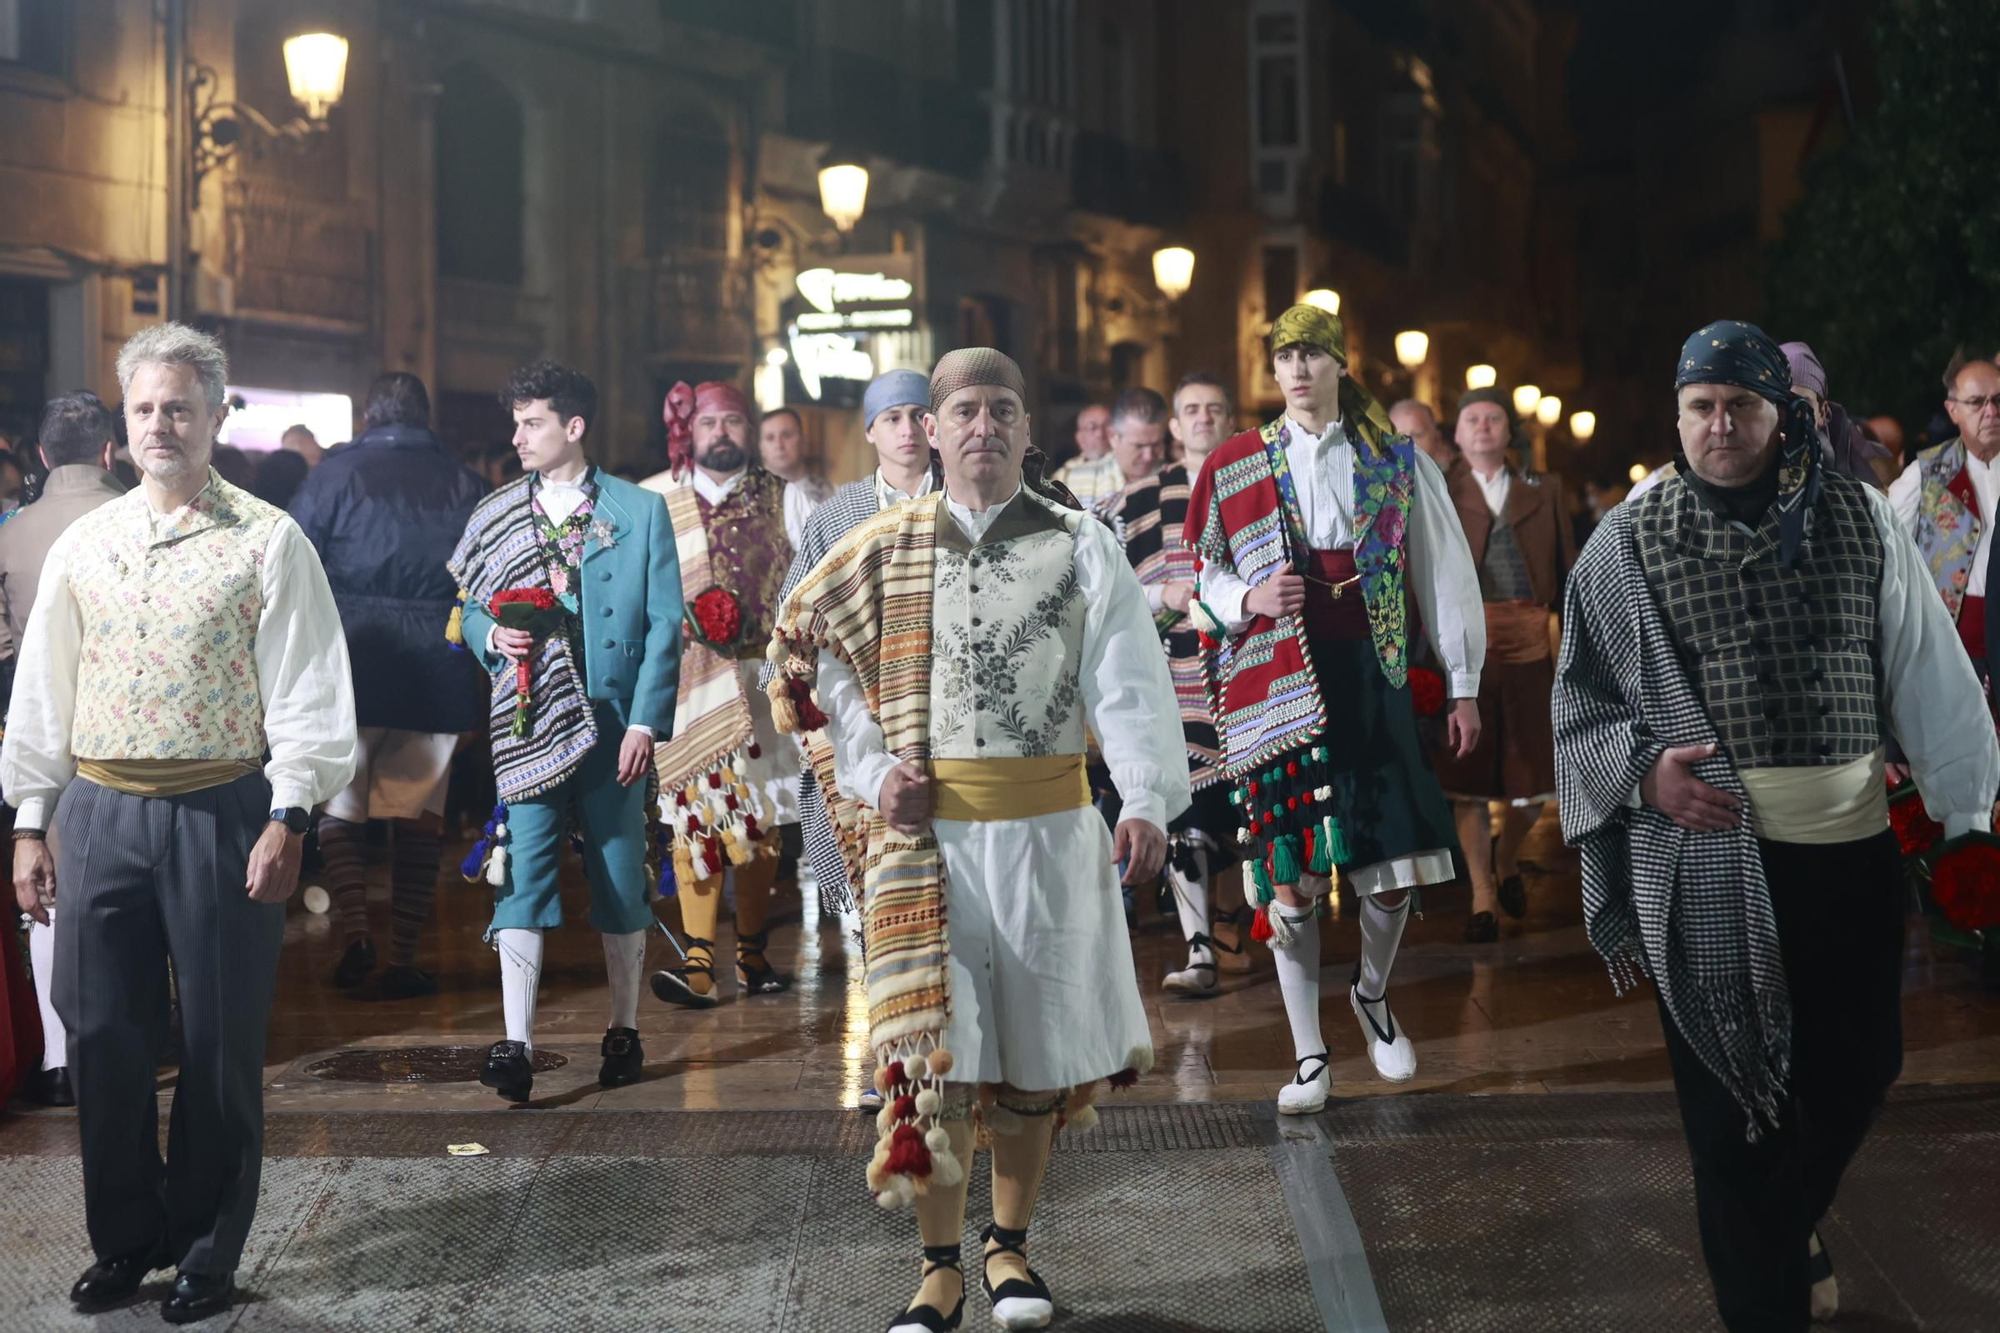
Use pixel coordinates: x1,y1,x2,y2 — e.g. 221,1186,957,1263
290,373,489,997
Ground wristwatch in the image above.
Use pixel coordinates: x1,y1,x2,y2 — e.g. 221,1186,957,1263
271,807,311,835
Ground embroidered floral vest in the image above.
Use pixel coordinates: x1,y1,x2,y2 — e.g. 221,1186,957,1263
927,492,1088,759
1914,438,1980,623
696,468,792,658
66,472,284,761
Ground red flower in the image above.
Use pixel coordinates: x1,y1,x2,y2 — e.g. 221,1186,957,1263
492,587,558,611
1930,842,2000,933
690,587,743,647
1888,788,1944,858
1408,666,1446,718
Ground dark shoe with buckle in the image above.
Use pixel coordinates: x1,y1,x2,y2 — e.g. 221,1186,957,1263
378,963,438,1000
331,937,377,989
735,930,794,997
22,1065,75,1107
1497,874,1528,920
161,1270,235,1324
478,1039,534,1103
1464,911,1498,944
598,1027,644,1088
70,1246,166,1311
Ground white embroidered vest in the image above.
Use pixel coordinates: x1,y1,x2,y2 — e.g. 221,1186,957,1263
927,492,1088,760
66,472,283,761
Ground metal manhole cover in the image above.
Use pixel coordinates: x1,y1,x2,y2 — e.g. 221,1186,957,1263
303,1045,569,1084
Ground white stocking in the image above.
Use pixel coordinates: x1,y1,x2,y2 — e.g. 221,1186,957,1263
1166,847,1213,961
497,927,544,1049
601,929,646,1031
30,915,65,1071
1270,903,1324,1060
1356,894,1409,999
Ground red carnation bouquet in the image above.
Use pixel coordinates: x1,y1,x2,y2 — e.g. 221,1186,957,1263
490,588,565,737
1929,833,2000,935
1407,665,1446,718
685,586,744,651
1887,779,1944,858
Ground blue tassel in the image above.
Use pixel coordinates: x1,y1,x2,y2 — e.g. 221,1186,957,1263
459,840,489,881
654,827,677,900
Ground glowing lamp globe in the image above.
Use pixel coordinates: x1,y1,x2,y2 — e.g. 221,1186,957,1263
1153,247,1195,300
1536,395,1562,427
1303,288,1341,315
283,33,349,120
1513,384,1542,417
1465,364,1497,390
1570,410,1596,442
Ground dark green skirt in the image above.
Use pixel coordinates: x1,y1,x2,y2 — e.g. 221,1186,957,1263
1311,637,1460,870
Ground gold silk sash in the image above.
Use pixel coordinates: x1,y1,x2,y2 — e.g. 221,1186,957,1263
1739,748,1889,845
930,755,1089,823
76,758,261,798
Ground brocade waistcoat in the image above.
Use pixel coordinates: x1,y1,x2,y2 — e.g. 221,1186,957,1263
1479,521,1536,603
65,473,282,761
927,492,1088,760
1633,474,1884,770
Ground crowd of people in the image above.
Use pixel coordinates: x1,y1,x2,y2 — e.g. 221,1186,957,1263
0,310,1996,1331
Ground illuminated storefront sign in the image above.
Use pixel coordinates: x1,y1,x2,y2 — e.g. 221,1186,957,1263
783,255,918,401
217,385,353,450
787,330,875,400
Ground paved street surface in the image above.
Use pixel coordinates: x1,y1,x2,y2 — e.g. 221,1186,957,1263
6,813,2000,1329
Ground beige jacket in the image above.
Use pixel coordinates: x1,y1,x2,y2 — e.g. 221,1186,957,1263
0,464,126,659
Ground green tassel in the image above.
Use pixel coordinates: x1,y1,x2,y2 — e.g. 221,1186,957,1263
1320,815,1350,866
1249,858,1272,904
1271,833,1302,885
1307,825,1333,875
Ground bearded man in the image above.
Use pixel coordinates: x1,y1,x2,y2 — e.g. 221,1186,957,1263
644,382,800,1006
768,348,1187,1332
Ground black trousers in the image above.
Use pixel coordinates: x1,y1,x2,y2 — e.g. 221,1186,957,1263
1657,829,1905,1333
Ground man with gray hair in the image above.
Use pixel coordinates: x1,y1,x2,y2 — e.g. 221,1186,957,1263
1390,397,1457,471
3,322,357,1323
1053,401,1119,507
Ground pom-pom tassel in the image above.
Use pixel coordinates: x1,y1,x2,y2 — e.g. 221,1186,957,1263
766,676,800,734
1263,899,1296,948
1270,833,1302,887
1321,815,1351,866
1250,905,1275,944
790,677,829,731
445,587,467,647
485,844,508,887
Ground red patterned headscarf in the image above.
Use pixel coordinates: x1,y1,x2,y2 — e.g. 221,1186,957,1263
663,381,755,475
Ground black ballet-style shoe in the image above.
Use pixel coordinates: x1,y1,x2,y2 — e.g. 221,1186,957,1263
22,1065,75,1107
735,929,795,996
650,936,721,1009
1464,911,1498,943
478,1039,534,1103
885,1243,964,1332
161,1269,235,1324
981,1223,1054,1330
70,1245,166,1310
597,1027,644,1088
331,937,377,988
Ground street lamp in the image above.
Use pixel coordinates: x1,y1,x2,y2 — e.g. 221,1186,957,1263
1628,463,1650,484
1570,410,1596,442
187,31,349,199
1153,246,1195,300
1536,395,1562,427
1512,384,1542,417
1465,363,1497,390
1394,330,1429,369
1303,288,1341,315
818,154,870,233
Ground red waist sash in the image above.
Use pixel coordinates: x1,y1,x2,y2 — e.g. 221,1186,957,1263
1302,548,1368,641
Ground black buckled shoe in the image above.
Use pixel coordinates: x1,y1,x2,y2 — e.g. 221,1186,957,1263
161,1269,235,1324
981,1223,1053,1330
886,1243,964,1331
70,1246,166,1311
22,1065,75,1107
331,937,377,989
735,930,794,996
598,1027,644,1088
1497,874,1528,920
650,936,721,1009
378,963,439,1000
478,1039,534,1103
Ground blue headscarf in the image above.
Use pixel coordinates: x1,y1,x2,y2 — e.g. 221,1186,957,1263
863,368,932,431
1673,319,1823,567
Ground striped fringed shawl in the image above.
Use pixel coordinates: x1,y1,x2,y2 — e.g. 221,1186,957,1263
1115,463,1223,789
653,478,767,882
767,496,959,1208
447,477,600,800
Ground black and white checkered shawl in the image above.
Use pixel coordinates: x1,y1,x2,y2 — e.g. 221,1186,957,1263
1553,491,1791,1139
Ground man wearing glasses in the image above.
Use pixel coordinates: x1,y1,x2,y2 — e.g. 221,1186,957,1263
1889,350,2000,692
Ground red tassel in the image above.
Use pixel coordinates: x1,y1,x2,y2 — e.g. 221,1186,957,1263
708,772,722,789
892,1094,917,1120
885,1137,934,1177
1286,797,1298,810
1303,828,1315,862
1250,908,1274,943
791,678,829,731
1286,761,1299,776
703,835,721,865
744,816,761,841
884,1060,907,1087
747,743,762,759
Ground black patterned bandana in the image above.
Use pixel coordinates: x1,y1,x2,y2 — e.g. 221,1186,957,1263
1673,319,1823,567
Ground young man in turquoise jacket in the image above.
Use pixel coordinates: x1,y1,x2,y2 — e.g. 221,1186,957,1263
448,360,682,1103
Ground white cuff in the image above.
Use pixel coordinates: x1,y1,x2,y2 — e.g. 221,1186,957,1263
1449,671,1481,699
1207,581,1250,634
626,724,655,741
1113,789,1168,833
12,796,49,832
1144,581,1165,615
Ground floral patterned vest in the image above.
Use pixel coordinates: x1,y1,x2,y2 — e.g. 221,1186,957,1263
927,491,1088,759
695,468,792,658
1914,437,1981,623
65,472,284,761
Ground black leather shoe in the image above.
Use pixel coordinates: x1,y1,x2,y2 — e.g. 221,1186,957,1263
22,1065,75,1107
331,937,377,989
1497,875,1528,920
478,1039,534,1103
378,963,438,1000
1464,911,1498,944
70,1246,164,1310
161,1270,235,1324
598,1027,644,1088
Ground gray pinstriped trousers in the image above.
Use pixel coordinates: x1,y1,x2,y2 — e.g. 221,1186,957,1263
51,770,281,1275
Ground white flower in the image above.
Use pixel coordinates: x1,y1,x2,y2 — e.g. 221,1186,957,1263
591,519,618,550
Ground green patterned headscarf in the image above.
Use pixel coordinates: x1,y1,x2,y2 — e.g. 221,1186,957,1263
1269,304,1397,457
